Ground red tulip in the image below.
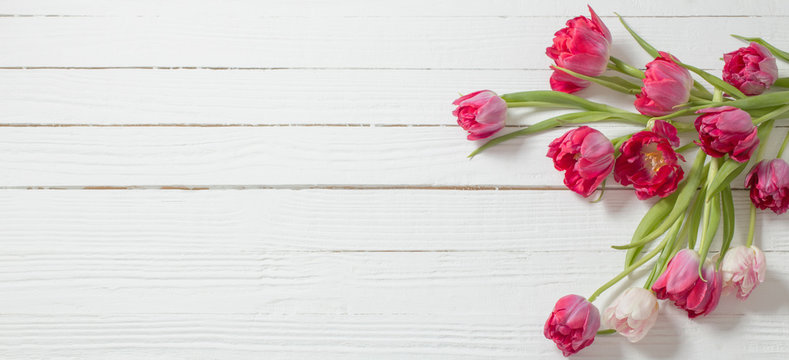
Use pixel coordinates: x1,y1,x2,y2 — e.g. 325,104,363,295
695,106,759,162
544,294,600,357
614,129,684,200
547,126,614,197
546,6,612,93
652,249,722,318
723,42,778,96
452,90,507,140
745,159,789,214
634,52,693,116
651,119,680,147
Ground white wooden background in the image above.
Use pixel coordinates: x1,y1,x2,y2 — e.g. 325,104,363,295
1,1,788,359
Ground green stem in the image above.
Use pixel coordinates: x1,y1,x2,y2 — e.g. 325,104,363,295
747,204,756,248
753,104,789,125
712,88,723,103
778,129,789,158
589,235,670,302
755,120,776,161
699,158,721,252
505,101,577,109
597,329,617,335
608,56,645,79
675,142,698,153
643,216,684,289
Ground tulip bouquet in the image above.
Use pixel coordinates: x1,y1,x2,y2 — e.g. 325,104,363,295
452,6,788,356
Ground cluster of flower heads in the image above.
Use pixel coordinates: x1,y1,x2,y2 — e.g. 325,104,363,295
451,6,786,356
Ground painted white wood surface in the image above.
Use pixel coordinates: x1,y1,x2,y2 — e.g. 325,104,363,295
1,1,788,359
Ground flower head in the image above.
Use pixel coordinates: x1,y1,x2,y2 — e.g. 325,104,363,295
634,52,693,116
452,90,507,140
695,106,759,162
614,128,684,200
720,245,767,300
723,42,778,96
652,249,722,318
603,287,659,343
544,294,600,357
745,159,789,214
547,126,614,197
546,6,612,93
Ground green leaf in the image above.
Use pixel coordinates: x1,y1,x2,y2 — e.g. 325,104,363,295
608,56,645,79
551,66,641,95
467,112,607,158
689,91,789,112
643,216,684,287
500,91,629,113
718,186,735,266
705,159,748,201
622,191,679,268
698,193,721,279
687,183,707,250
616,13,659,58
774,77,789,88
732,35,789,64
614,150,708,252
596,76,643,90
674,60,746,99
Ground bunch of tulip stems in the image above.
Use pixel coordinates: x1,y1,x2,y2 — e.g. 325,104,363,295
459,10,789,357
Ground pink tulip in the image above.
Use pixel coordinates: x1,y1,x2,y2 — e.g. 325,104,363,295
723,42,778,96
544,294,600,357
546,126,614,197
546,6,612,93
695,106,759,162
652,249,722,318
634,52,693,116
614,129,685,200
745,159,789,214
720,245,766,300
452,90,507,140
603,287,659,343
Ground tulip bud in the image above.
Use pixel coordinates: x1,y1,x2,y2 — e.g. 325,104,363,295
634,52,693,116
614,128,685,200
452,90,507,140
745,159,789,214
723,42,779,96
652,249,722,318
694,106,759,163
547,126,614,197
603,287,659,343
544,294,600,357
546,6,612,93
720,245,767,300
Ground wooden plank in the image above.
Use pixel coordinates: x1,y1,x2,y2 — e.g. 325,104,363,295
0,222,786,315
0,17,787,69
0,189,786,357
1,0,787,17
0,69,619,125
0,189,785,252
0,312,787,359
0,189,784,314
1,126,786,187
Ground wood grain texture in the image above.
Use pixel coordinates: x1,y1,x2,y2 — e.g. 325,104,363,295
0,189,786,252
0,69,617,125
0,190,787,357
0,312,787,360
0,16,787,69
1,0,787,17
2,0,789,358
1,126,787,187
